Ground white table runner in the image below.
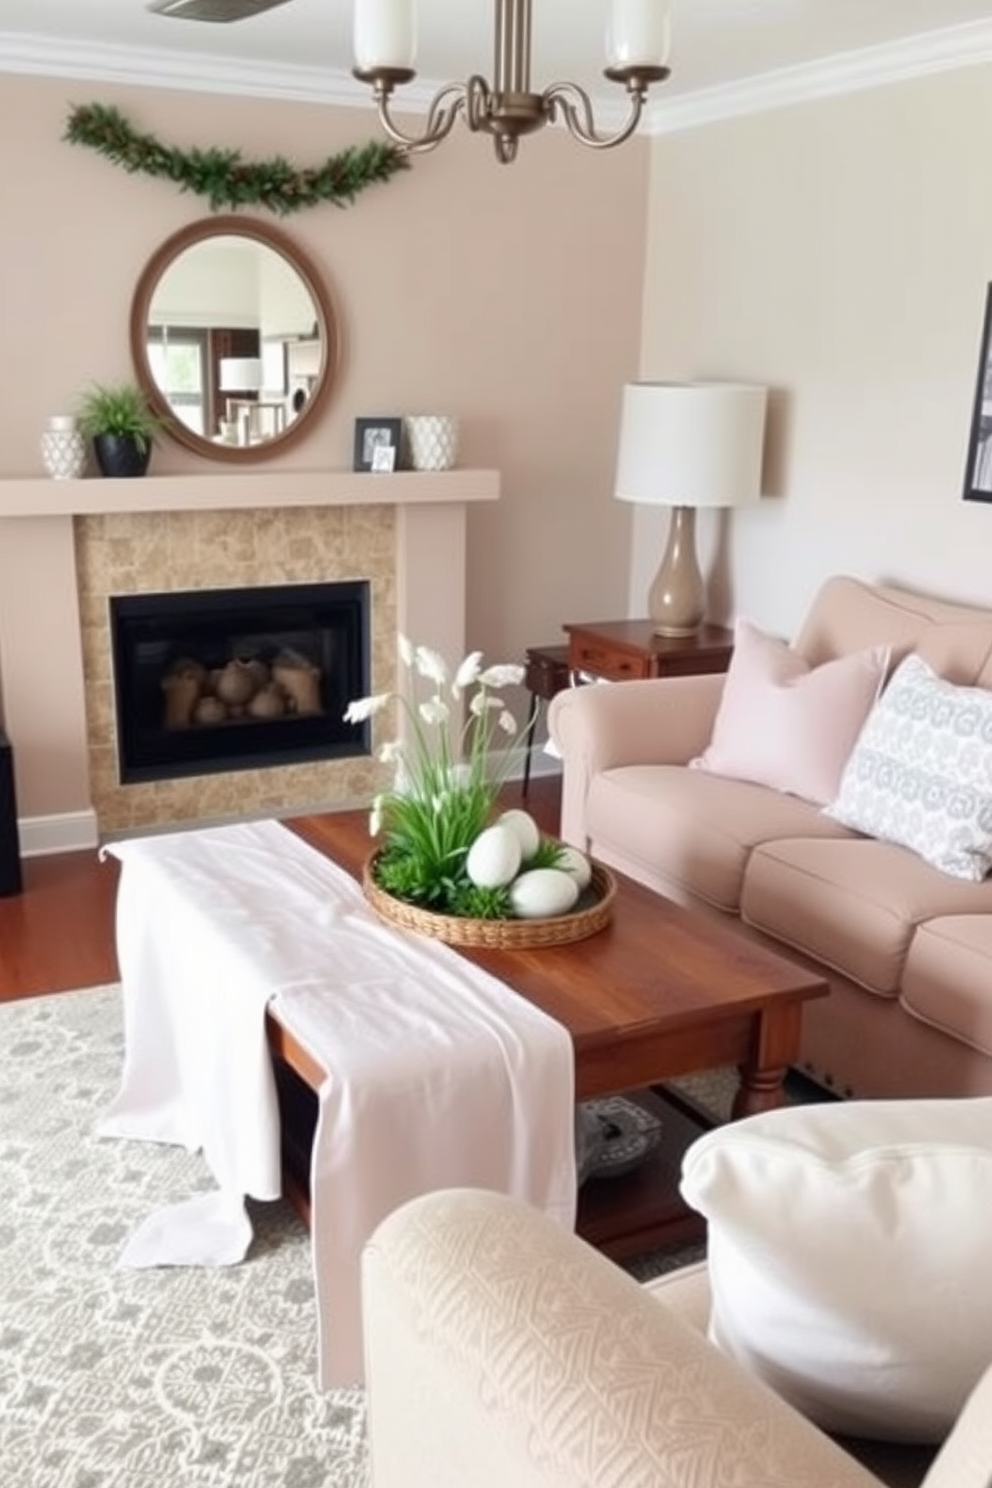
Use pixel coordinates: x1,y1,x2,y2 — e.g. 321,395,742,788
97,819,577,1386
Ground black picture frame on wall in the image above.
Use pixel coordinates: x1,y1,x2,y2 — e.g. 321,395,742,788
963,282,992,503
353,416,403,473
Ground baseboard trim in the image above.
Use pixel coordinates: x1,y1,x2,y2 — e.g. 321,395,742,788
19,810,99,858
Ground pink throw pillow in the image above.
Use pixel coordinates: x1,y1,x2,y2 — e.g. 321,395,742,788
690,618,889,806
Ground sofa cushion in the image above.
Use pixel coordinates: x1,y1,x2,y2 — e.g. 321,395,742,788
742,837,992,997
585,765,850,913
826,655,992,882
690,618,888,807
916,621,992,686
901,915,992,1058
794,574,992,680
679,1096,992,1443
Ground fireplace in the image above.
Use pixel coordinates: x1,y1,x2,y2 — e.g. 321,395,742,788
109,580,371,784
0,470,492,846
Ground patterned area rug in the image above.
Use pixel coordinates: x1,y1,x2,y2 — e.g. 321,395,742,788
0,985,718,1486
0,986,366,1488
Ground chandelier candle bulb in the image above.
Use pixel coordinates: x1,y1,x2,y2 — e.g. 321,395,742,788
354,0,416,72
607,0,672,68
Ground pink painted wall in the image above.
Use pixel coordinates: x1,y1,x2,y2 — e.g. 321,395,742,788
0,74,648,822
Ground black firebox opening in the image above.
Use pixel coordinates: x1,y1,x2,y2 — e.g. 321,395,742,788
110,581,371,784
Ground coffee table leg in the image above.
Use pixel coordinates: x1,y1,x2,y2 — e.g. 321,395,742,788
732,1002,803,1119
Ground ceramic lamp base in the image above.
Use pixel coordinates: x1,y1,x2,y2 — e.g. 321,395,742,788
648,505,705,636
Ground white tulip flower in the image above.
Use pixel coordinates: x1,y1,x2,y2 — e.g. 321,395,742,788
343,692,390,723
453,651,483,695
415,645,448,687
479,663,525,688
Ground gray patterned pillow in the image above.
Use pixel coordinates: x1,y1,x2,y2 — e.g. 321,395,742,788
826,654,992,881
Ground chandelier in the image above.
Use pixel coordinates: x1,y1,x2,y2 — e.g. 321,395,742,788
352,0,672,165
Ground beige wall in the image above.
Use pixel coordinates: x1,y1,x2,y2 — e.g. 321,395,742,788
638,65,992,639
0,74,649,824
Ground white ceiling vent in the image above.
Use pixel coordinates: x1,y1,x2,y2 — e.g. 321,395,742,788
146,0,293,22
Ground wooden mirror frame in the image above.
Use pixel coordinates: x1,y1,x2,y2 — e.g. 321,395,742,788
129,216,339,464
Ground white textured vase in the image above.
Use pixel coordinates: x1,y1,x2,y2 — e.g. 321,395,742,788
404,415,459,472
40,415,87,480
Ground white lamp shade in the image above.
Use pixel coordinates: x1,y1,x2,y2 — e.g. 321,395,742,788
606,0,672,68
218,357,262,393
354,0,416,71
614,381,767,509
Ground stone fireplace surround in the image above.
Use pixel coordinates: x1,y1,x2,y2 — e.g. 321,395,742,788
0,470,498,854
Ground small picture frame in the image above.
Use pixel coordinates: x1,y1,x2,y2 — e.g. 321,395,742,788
353,417,403,473
963,282,992,503
370,443,397,473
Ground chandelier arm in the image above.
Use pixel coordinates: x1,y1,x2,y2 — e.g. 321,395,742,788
462,75,494,134
542,81,646,151
375,82,469,154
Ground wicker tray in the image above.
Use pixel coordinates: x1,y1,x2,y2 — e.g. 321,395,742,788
363,853,616,949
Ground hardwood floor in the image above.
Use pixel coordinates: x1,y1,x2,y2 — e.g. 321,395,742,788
0,774,563,1003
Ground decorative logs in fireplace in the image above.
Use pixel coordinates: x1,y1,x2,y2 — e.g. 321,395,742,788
161,649,323,730
111,579,369,784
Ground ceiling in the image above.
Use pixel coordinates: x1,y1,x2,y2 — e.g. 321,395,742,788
4,0,992,113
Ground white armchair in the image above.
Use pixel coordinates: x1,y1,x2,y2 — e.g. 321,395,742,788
361,1186,992,1488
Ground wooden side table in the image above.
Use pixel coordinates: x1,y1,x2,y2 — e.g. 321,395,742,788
563,619,735,682
521,625,735,797
522,644,572,798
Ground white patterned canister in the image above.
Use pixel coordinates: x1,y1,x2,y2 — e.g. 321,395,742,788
404,414,459,472
40,415,88,480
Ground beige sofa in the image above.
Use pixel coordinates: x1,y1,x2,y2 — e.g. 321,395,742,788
362,1187,992,1488
548,575,992,1100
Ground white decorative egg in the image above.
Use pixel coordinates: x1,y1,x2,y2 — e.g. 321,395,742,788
510,868,580,919
466,824,522,888
497,808,542,862
556,844,592,891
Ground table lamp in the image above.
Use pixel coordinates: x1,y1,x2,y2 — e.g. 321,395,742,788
217,356,263,444
614,381,767,636
218,355,262,413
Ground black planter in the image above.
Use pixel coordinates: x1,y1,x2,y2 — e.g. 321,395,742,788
93,433,151,478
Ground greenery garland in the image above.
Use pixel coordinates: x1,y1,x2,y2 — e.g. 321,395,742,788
63,102,409,216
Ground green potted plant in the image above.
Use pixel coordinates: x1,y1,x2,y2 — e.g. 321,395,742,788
75,381,169,478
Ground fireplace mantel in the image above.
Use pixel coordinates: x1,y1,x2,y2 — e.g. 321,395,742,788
0,469,498,518
0,468,500,854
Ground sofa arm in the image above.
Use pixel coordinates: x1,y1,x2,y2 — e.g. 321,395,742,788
548,673,725,849
361,1189,879,1488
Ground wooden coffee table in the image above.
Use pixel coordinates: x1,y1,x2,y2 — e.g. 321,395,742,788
268,808,828,1258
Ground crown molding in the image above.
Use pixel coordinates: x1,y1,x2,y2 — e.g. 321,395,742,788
3,18,992,131
0,33,635,131
0,33,366,105
647,18,992,135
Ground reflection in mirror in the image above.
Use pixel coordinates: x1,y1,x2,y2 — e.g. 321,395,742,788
130,217,338,463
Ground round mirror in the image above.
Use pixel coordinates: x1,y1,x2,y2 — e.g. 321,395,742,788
130,216,339,463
